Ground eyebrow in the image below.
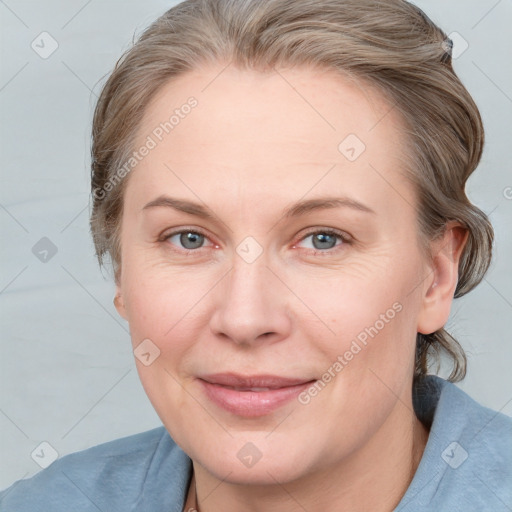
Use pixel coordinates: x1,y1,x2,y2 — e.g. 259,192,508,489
143,196,215,219
282,197,375,217
142,195,376,219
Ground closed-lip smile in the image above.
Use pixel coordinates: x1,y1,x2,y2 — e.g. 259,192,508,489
197,373,316,417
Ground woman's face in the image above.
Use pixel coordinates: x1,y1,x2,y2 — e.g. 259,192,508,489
115,64,436,484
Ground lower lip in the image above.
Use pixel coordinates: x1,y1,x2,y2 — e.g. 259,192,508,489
198,379,314,417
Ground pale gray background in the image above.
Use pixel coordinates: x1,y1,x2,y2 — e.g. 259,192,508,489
1,0,511,491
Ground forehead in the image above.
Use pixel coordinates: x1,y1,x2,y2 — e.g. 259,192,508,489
126,63,415,219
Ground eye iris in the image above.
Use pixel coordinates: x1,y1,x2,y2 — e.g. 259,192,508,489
174,232,339,251
313,232,337,250
180,232,203,249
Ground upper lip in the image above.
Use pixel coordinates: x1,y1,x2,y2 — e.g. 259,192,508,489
199,373,314,389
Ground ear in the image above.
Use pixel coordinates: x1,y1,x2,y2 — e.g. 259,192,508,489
113,284,128,320
417,222,469,335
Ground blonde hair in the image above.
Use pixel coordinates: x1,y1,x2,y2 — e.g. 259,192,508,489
90,0,493,382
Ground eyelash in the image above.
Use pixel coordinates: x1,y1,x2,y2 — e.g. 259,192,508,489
159,226,352,256
293,228,351,256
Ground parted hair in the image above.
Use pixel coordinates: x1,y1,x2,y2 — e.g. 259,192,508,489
90,0,494,382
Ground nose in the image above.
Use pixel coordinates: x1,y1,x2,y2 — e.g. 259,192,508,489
209,254,293,347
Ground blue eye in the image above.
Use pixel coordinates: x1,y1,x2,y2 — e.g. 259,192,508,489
160,227,350,255
162,229,212,251
297,229,348,254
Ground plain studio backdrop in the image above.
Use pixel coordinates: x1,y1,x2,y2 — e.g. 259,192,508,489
0,0,511,491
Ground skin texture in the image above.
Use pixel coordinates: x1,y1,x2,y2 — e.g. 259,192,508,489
113,64,468,511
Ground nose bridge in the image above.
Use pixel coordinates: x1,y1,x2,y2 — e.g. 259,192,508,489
228,250,270,306
209,246,291,345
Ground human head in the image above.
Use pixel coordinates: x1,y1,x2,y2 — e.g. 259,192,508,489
88,0,496,491
91,0,492,381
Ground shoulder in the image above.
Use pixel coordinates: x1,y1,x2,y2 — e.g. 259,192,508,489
398,376,512,512
436,379,512,509
435,377,511,470
0,426,192,512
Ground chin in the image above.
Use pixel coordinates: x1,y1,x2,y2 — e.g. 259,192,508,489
188,435,317,486
202,456,309,486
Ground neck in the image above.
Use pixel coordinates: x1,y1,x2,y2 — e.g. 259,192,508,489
185,402,429,512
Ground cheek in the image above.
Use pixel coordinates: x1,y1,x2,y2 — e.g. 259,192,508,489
122,271,201,437
294,253,422,405
125,285,189,350
121,260,217,365
291,258,413,347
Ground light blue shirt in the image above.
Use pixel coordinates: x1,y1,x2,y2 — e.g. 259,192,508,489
1,375,511,511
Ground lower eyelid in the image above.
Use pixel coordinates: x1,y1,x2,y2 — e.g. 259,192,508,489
162,230,213,247
161,229,350,252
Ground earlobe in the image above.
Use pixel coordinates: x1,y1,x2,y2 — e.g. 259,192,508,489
113,289,128,320
417,223,469,335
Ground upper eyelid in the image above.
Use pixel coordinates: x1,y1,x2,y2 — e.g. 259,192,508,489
160,227,215,245
296,226,352,245
295,229,351,251
160,226,351,250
